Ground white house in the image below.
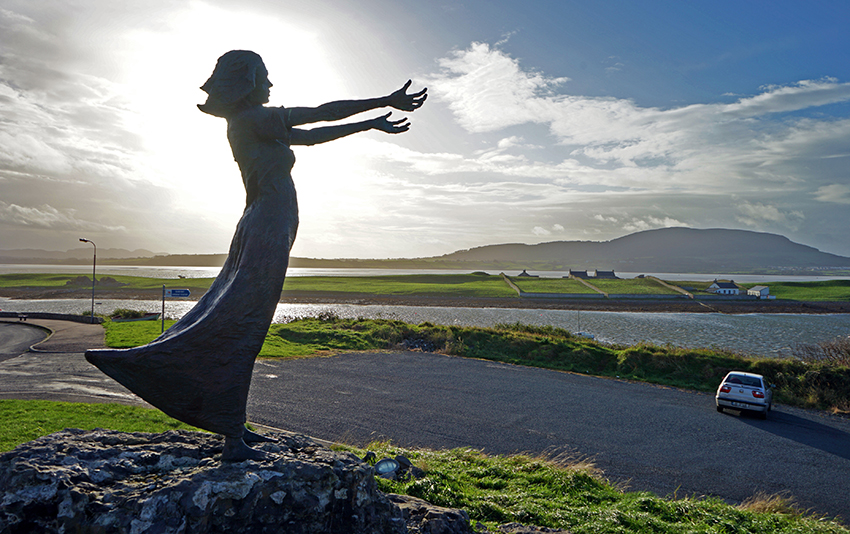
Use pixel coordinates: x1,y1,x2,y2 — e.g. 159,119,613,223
748,285,771,299
708,280,740,295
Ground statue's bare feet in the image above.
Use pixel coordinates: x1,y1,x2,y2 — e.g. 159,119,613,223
222,436,268,461
243,429,277,443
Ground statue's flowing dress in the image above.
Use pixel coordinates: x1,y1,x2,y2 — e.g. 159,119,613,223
86,105,297,438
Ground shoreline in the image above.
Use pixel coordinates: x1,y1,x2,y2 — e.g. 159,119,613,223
2,287,848,314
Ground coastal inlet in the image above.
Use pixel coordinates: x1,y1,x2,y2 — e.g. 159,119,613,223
2,297,848,358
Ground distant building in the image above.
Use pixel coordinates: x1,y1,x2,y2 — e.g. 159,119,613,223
708,280,740,295
568,269,589,279
594,270,617,279
748,285,771,299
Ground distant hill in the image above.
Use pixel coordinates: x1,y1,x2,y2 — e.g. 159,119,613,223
430,228,850,273
4,228,849,274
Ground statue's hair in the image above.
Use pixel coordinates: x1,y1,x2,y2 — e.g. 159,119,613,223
198,50,266,117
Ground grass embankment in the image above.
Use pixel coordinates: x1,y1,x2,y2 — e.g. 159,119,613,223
104,316,850,413
348,441,848,533
2,402,846,532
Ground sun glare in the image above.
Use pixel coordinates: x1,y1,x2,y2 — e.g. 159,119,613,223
119,2,345,223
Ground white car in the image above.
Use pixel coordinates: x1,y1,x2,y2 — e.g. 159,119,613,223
715,371,773,419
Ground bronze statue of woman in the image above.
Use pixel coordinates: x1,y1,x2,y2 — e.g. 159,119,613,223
86,50,426,460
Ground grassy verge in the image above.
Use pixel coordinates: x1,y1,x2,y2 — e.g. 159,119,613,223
344,441,849,533
104,316,850,413
0,399,198,453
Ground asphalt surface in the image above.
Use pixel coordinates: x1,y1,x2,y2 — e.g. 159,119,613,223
1,319,848,523
0,321,48,362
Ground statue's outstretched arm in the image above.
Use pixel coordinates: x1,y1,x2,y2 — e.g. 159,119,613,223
287,81,426,126
290,113,409,146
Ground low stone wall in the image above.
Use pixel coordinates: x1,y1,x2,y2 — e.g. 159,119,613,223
0,311,103,324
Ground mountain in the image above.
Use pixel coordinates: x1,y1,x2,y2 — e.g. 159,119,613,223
432,228,850,273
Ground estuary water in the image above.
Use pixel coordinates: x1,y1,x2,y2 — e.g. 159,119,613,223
2,296,848,359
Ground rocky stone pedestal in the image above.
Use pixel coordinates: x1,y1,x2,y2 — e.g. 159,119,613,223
0,428,470,534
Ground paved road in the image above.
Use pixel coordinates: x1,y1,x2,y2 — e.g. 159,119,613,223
1,324,848,522
0,322,47,362
249,352,850,522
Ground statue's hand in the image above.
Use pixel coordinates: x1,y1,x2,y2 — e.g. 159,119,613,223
371,112,410,134
387,80,427,112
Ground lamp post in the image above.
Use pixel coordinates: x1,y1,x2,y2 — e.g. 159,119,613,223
79,238,96,323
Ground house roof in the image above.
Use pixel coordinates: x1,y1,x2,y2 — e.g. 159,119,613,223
749,285,769,291
711,282,738,289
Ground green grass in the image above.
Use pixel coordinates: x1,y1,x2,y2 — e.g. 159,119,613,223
758,280,850,301
0,273,214,291
0,399,198,453
345,441,848,533
582,278,681,295
103,318,176,347
510,277,598,294
282,273,517,298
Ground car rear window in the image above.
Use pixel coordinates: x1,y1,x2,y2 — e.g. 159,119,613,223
725,374,762,388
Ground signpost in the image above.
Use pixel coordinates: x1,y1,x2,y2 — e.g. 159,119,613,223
162,286,191,332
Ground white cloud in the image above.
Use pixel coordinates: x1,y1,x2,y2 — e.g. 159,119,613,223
814,184,850,204
532,226,551,236
735,201,805,231
622,216,685,233
424,43,850,195
0,201,126,232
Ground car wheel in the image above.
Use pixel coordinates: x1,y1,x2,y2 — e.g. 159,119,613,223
716,405,723,413
759,409,768,420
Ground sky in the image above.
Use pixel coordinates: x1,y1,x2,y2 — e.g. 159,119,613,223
1,0,849,259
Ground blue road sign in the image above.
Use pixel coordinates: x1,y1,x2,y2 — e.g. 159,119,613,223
165,289,191,298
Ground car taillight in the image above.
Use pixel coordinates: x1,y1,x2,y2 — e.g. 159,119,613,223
752,391,764,399
721,385,731,393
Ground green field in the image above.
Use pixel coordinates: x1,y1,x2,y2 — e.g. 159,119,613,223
0,273,214,291
282,273,517,298
1,272,848,301
510,277,598,294
581,277,681,295
756,280,850,301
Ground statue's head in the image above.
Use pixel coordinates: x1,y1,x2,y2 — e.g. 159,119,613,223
198,50,268,117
